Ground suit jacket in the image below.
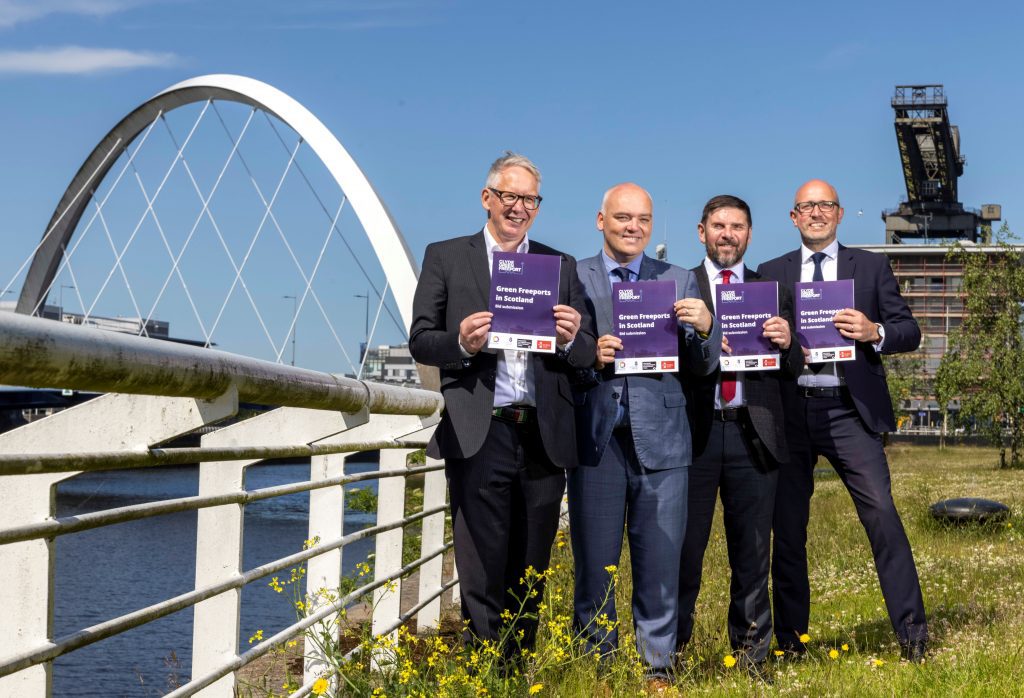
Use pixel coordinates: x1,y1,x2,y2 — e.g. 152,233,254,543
757,244,921,434
573,253,721,470
409,230,596,466
688,264,803,465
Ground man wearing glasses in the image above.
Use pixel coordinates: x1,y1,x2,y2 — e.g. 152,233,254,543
409,152,596,657
757,179,928,661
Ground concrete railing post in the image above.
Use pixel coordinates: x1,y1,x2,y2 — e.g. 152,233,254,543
416,455,447,632
0,391,237,697
193,407,364,698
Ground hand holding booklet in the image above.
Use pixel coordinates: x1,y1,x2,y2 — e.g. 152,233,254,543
612,279,679,374
488,251,561,353
795,279,856,363
715,281,781,371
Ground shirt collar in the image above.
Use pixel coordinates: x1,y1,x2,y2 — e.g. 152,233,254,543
602,251,643,279
801,239,839,264
484,226,529,255
703,256,744,282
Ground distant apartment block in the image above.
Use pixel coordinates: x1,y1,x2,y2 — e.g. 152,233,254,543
854,242,1024,427
359,343,420,386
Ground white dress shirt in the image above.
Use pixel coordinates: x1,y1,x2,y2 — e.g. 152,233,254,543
703,257,745,409
485,229,535,407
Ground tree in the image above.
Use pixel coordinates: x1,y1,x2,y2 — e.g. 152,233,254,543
883,349,925,431
935,225,1024,467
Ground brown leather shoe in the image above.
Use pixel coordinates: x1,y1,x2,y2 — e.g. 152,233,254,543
645,676,678,696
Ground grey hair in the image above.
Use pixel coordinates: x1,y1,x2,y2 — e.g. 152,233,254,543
485,151,542,188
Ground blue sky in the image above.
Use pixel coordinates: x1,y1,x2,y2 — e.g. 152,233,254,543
1,0,1021,371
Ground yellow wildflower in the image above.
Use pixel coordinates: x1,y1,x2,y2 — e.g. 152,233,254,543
841,643,850,651
723,654,737,668
311,677,329,695
248,629,264,644
604,564,617,574
528,684,544,695
774,649,785,657
873,658,885,667
799,633,811,643
829,649,839,660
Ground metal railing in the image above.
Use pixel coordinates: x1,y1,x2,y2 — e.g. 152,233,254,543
0,311,455,697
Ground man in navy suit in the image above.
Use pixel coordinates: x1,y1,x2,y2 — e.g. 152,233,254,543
410,152,596,655
757,179,928,661
677,195,802,674
569,183,720,688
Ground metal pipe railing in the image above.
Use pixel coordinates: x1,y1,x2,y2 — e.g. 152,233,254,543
0,438,431,476
0,503,448,678
0,459,442,545
0,311,443,416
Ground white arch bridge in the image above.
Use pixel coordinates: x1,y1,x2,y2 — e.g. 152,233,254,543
0,75,453,697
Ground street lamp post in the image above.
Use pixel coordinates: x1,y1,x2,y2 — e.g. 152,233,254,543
354,290,369,349
59,284,75,319
282,295,297,366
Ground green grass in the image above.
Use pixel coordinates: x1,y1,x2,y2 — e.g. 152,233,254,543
663,444,1024,696
251,445,1024,696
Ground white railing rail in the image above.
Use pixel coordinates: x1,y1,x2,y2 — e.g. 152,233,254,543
0,311,454,697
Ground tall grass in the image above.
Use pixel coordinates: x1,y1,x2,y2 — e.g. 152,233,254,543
248,446,1024,696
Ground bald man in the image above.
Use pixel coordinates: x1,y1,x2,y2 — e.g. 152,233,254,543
569,183,720,688
758,179,928,661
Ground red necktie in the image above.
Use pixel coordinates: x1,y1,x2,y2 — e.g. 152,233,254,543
720,270,736,403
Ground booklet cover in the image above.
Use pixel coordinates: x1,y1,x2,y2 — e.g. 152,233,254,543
488,251,561,353
716,281,781,371
795,279,856,363
612,279,679,374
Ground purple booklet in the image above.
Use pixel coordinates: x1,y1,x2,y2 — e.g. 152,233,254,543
612,279,679,374
716,281,781,371
488,251,560,353
795,279,855,363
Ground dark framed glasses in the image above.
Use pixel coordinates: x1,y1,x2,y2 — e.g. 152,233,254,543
488,188,542,210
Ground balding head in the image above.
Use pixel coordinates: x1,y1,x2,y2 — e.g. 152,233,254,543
790,179,844,251
598,182,654,264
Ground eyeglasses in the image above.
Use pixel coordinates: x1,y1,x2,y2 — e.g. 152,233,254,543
793,200,840,214
488,188,542,210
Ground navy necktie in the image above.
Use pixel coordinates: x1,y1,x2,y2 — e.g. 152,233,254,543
610,266,630,421
811,252,827,282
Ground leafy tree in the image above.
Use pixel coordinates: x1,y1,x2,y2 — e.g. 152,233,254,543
936,225,1024,467
883,350,925,431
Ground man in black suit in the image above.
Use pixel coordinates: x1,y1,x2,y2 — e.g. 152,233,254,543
758,179,928,661
676,195,802,672
409,152,596,654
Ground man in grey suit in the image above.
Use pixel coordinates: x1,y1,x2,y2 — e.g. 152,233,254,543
568,183,720,688
676,195,802,675
409,152,596,655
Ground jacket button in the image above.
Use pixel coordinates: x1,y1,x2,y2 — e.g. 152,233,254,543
612,392,620,400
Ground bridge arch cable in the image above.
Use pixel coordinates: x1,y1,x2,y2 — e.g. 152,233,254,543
6,74,418,375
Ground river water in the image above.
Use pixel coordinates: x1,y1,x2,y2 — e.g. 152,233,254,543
51,461,377,697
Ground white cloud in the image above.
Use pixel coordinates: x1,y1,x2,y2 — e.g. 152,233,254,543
0,0,147,28
0,46,177,74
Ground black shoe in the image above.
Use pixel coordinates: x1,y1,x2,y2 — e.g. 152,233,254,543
740,657,773,684
774,643,806,660
900,639,927,663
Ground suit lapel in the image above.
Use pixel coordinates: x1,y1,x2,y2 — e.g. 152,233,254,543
582,255,614,335
467,230,492,307
695,264,713,306
836,243,855,280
